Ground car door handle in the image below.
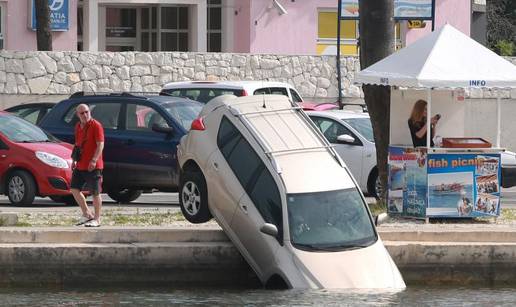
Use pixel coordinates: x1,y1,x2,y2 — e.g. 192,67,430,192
124,139,135,145
240,203,248,214
212,162,219,170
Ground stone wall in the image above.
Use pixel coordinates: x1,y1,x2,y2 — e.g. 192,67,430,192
0,51,362,105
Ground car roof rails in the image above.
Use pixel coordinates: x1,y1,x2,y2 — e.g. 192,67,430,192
69,91,160,99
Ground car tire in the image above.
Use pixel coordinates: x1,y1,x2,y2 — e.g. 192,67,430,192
7,170,36,206
107,189,142,203
180,170,212,223
50,195,78,206
368,169,383,199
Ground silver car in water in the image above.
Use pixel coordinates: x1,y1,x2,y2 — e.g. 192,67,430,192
177,95,405,289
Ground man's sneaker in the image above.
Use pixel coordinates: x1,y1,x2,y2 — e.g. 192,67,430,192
84,220,100,227
75,216,93,226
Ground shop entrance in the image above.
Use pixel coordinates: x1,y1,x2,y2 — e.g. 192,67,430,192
105,7,137,51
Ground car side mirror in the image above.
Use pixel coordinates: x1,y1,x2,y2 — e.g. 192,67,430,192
374,212,389,226
337,134,355,144
152,123,174,135
260,223,278,237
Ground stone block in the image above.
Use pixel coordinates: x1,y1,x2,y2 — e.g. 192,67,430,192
38,53,58,74
5,59,24,73
28,77,51,94
135,53,153,65
0,213,17,226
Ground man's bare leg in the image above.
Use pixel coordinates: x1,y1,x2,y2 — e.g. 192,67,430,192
92,194,102,223
71,188,93,219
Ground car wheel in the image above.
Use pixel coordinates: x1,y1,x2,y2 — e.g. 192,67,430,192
107,189,142,203
180,170,212,223
368,170,383,199
49,195,78,206
7,170,36,206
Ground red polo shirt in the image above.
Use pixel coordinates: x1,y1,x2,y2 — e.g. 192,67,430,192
74,119,105,170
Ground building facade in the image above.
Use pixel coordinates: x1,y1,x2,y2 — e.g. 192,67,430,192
0,0,484,54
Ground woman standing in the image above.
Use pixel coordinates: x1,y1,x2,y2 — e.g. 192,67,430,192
408,99,440,147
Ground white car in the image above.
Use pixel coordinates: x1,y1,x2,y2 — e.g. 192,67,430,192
177,94,405,289
307,110,380,197
161,80,304,104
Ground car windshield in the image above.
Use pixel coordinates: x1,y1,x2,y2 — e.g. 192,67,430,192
287,188,377,251
163,88,244,103
0,114,55,143
162,102,203,130
342,117,374,143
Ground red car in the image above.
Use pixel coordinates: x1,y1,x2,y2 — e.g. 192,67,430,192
0,111,76,205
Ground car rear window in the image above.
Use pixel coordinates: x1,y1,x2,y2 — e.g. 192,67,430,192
162,88,244,103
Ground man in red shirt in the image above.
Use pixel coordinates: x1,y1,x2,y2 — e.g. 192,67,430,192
71,104,105,227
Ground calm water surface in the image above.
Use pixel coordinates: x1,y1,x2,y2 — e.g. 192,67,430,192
0,286,514,306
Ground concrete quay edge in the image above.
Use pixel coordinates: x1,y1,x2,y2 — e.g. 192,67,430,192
0,227,515,286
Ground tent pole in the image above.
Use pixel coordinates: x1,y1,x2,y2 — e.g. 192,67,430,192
497,89,501,148
427,88,432,149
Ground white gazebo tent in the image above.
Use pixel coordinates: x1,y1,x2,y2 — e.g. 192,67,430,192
355,24,516,149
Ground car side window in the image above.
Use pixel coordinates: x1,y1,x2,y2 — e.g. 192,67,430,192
311,116,359,145
217,117,283,240
254,88,271,95
125,103,167,131
64,103,121,130
290,89,303,103
16,108,41,124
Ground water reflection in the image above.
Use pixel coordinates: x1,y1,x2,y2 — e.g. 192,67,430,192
0,286,515,306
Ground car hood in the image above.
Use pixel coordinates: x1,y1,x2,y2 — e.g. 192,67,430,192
16,142,73,159
292,240,405,289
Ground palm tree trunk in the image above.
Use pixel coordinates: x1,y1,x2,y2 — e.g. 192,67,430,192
358,0,394,202
35,0,53,51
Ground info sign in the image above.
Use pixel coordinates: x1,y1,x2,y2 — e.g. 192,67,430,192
30,0,70,31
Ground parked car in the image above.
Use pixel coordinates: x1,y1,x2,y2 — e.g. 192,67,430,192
177,94,405,289
307,110,380,198
39,92,203,203
0,111,78,205
299,102,338,111
4,102,56,125
161,80,304,104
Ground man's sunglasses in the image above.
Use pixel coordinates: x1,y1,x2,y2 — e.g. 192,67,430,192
79,110,89,115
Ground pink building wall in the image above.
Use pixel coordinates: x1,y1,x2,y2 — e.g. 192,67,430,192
237,0,472,55
405,0,471,45
4,0,78,51
241,0,338,55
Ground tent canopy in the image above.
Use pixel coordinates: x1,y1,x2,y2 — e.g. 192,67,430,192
354,24,516,89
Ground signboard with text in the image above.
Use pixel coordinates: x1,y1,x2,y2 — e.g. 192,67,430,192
30,0,69,31
340,0,433,20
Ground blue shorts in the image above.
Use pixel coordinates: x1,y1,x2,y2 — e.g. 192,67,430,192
71,169,103,195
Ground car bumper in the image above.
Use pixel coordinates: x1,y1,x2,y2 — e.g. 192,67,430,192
35,166,73,196
501,166,516,188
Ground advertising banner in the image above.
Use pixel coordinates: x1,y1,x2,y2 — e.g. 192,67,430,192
340,0,433,20
30,0,69,31
426,153,501,217
388,146,427,218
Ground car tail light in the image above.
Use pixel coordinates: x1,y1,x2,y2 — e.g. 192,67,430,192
191,117,205,131
241,89,248,96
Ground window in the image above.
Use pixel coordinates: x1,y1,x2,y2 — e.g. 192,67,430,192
160,6,189,51
125,103,166,131
207,0,222,52
290,89,303,103
163,88,244,103
317,11,358,55
0,3,5,49
141,7,158,51
310,117,360,145
317,10,401,55
254,87,288,97
64,103,121,130
217,117,283,239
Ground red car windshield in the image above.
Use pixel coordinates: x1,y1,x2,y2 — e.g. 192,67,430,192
0,114,54,143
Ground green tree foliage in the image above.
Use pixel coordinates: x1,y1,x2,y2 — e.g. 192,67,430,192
487,0,516,55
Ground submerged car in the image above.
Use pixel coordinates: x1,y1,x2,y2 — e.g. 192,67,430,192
0,111,77,205
177,94,405,289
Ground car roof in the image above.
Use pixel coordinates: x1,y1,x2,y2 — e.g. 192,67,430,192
4,102,56,111
207,95,356,193
307,109,370,120
65,92,196,106
162,80,295,91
